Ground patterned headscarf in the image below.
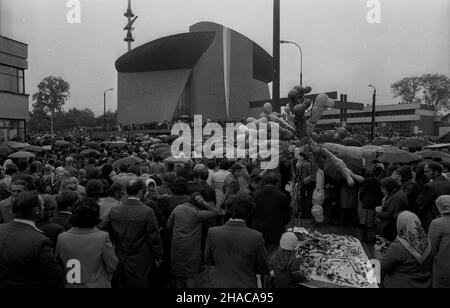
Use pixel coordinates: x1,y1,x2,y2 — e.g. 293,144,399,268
396,211,431,264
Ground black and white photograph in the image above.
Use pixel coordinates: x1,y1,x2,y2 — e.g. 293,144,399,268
0,0,449,294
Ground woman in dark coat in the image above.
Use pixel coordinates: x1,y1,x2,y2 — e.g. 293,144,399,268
380,211,433,288
100,164,114,195
414,162,428,194
359,165,385,243
376,177,408,241
398,166,419,214
266,232,306,288
428,195,450,288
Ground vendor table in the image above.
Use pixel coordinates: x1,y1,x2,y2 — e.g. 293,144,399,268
292,228,379,288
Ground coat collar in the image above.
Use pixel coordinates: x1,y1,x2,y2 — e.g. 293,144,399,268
11,220,44,233
67,227,99,234
122,198,143,206
225,220,247,228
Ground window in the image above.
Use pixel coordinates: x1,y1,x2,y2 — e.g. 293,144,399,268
0,64,25,94
0,119,26,142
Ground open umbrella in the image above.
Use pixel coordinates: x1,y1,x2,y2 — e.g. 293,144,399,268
372,138,395,146
152,143,170,150
83,141,99,148
378,149,419,164
416,150,450,161
342,138,362,147
165,156,191,164
360,145,387,153
106,141,130,149
54,140,73,148
0,143,13,157
160,151,172,160
23,145,45,153
395,138,433,148
112,156,144,168
6,141,30,149
8,151,36,159
80,149,101,156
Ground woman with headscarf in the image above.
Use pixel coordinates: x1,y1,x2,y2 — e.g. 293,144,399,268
375,177,408,241
428,195,450,288
380,211,433,288
265,232,306,288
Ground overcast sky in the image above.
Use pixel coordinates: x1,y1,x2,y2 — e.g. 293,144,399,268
1,0,449,115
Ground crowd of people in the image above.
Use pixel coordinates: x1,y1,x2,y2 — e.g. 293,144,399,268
0,136,449,288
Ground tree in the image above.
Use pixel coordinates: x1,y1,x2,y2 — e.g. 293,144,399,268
390,76,422,104
67,108,96,128
420,74,450,107
28,110,51,132
32,76,70,136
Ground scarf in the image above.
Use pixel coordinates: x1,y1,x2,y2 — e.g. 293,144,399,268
396,211,431,264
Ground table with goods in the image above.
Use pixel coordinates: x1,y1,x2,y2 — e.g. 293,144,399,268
292,228,379,288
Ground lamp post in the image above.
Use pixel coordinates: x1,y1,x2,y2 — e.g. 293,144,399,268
104,88,114,131
368,85,376,141
280,40,303,86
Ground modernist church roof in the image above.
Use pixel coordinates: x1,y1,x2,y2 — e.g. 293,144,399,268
115,22,273,83
115,31,216,73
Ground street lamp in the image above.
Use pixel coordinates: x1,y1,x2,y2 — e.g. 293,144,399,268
280,40,303,86
368,85,376,141
104,88,114,131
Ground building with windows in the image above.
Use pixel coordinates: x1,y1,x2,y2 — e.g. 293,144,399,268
314,103,439,137
0,35,28,142
115,22,272,125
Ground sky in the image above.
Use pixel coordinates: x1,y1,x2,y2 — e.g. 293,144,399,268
0,0,449,116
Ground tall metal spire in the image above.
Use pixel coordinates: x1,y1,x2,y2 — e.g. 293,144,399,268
124,0,138,51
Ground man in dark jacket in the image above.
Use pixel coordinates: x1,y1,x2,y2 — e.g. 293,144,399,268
99,179,164,288
416,162,450,232
187,166,216,204
248,174,290,247
50,190,79,230
205,192,270,288
0,179,30,224
0,191,64,288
